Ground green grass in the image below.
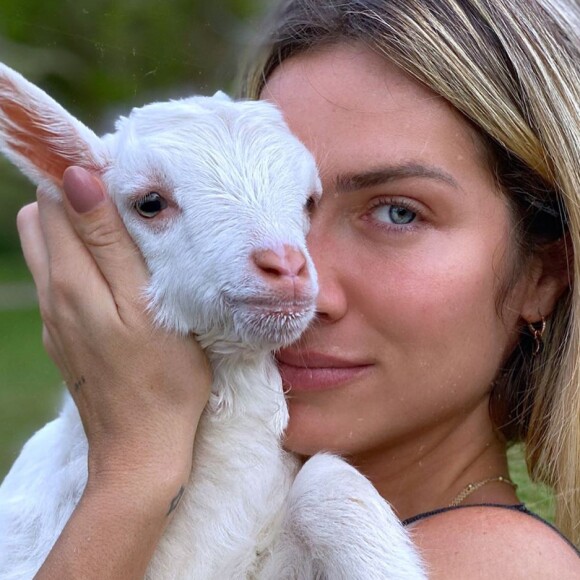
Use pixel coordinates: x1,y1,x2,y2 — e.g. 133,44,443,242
0,253,554,520
508,444,555,522
0,250,32,282
0,307,62,477
0,243,62,476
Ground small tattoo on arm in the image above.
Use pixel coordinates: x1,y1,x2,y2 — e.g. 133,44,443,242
73,376,86,391
167,486,185,516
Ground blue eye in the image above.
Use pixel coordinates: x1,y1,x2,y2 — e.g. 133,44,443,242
373,204,417,225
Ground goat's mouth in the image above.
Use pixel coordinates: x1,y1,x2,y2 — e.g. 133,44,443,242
230,298,316,347
239,297,314,315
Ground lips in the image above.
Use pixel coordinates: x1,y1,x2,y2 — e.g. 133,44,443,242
235,297,315,316
276,350,373,391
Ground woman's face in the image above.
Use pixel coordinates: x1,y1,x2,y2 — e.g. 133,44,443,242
262,44,531,460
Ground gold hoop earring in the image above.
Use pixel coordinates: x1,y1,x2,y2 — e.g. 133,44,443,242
528,316,546,357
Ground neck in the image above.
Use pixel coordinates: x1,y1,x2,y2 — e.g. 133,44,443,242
348,399,516,521
205,348,289,437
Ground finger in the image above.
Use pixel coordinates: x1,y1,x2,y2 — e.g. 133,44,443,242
16,202,50,294
36,185,96,270
61,166,150,308
36,188,104,282
36,186,118,318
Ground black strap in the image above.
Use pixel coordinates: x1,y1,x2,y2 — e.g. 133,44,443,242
402,502,578,555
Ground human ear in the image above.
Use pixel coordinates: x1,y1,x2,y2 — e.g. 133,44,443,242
519,235,572,323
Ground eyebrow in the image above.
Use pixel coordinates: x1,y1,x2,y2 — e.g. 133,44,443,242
333,162,460,193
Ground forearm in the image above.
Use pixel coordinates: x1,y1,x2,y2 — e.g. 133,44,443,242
35,475,187,580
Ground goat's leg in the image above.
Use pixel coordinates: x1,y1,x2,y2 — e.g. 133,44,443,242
265,453,427,580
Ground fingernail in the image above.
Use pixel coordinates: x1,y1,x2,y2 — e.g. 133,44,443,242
62,166,105,213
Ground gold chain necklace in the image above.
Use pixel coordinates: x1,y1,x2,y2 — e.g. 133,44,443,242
449,475,518,507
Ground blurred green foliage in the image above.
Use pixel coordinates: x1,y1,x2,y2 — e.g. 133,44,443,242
0,308,61,476
0,0,267,251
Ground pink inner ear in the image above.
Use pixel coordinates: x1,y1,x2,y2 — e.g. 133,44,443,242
0,76,102,185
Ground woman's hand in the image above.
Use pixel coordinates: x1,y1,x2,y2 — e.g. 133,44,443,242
18,166,211,485
17,166,212,578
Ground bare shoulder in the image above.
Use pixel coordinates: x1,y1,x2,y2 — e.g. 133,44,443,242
408,506,579,579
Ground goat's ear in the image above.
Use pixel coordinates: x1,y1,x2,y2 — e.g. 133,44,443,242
0,63,108,192
212,90,232,102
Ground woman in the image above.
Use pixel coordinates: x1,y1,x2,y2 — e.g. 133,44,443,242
16,0,579,576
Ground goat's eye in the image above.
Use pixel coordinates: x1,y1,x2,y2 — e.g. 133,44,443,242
135,192,167,218
305,195,317,213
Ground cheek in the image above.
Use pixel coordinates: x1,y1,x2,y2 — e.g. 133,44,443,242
284,242,512,457
355,230,514,377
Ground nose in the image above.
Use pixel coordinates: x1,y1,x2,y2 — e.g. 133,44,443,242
306,219,348,323
252,245,306,278
251,245,309,297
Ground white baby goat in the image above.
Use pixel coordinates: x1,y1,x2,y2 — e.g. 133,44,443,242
0,63,426,579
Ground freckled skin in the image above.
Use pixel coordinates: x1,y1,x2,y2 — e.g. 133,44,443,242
263,44,535,517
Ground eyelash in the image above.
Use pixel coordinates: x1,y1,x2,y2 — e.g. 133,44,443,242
363,196,424,233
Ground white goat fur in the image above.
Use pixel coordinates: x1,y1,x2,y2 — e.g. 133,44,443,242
0,63,426,579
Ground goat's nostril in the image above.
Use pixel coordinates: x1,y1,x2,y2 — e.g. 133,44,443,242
252,245,307,279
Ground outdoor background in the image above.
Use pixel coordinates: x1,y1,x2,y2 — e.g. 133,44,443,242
0,0,554,520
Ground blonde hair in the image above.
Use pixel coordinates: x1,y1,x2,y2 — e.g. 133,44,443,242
241,0,580,545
